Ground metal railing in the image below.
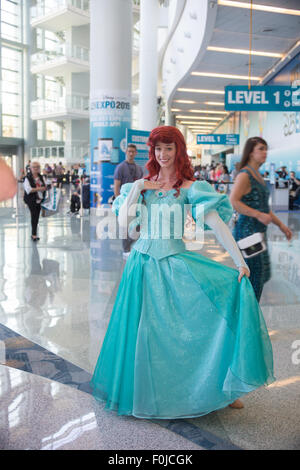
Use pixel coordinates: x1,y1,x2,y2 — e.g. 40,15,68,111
31,94,89,117
31,0,89,20
30,141,89,162
31,44,89,67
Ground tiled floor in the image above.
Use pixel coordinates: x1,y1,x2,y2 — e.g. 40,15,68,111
0,186,299,450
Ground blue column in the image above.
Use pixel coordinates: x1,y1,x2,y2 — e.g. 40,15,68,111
90,0,132,207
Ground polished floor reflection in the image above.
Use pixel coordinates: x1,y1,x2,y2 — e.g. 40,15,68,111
0,186,299,449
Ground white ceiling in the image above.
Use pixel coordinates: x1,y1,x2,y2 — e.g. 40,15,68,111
171,0,300,134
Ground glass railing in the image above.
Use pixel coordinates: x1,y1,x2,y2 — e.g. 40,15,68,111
31,0,89,20
31,44,89,67
64,141,89,161
31,141,89,161
31,94,89,116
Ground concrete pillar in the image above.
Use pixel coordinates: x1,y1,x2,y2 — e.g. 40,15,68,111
90,0,132,205
139,0,159,131
90,0,132,92
165,111,176,126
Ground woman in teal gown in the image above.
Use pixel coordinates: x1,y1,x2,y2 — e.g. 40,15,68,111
91,126,275,419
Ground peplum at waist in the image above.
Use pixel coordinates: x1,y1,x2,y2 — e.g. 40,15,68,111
132,238,186,260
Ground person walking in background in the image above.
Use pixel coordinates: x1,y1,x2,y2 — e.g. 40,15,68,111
208,165,216,184
230,163,239,182
230,137,292,301
289,171,300,210
113,144,143,259
23,162,47,241
25,160,31,174
276,166,288,180
56,162,65,187
215,163,223,181
218,165,230,194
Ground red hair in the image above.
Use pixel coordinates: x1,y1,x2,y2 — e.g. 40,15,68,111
143,126,195,197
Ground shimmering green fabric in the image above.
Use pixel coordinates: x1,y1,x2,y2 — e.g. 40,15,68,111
91,181,275,418
233,169,271,301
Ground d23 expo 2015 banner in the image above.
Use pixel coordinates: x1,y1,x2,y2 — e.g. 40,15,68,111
90,90,131,207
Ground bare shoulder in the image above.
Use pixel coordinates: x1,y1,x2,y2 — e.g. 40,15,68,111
236,171,250,181
234,171,251,186
231,171,251,197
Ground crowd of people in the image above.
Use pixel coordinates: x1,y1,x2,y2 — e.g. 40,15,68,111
193,162,300,209
20,161,87,187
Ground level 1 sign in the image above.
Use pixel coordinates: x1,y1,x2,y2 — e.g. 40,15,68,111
225,85,300,111
197,134,239,145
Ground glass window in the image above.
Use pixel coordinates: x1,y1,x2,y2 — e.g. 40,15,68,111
0,0,22,43
46,121,62,141
45,76,63,101
37,120,44,140
36,75,43,99
1,45,22,138
44,30,60,53
36,28,43,50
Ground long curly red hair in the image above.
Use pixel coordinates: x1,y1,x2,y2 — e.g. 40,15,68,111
143,126,195,197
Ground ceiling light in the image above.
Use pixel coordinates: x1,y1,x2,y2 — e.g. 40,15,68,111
173,100,197,104
178,122,216,126
178,117,221,121
207,46,283,58
183,124,215,127
171,108,181,111
205,101,224,106
178,88,225,94
179,120,217,123
189,109,228,114
177,115,224,119
186,123,216,126
177,116,221,120
191,71,260,80
188,124,215,126
177,112,227,117
218,0,300,16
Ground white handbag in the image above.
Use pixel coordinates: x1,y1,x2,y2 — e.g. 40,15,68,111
237,232,267,259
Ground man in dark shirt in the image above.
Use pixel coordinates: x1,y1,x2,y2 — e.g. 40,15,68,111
114,144,143,258
289,171,300,209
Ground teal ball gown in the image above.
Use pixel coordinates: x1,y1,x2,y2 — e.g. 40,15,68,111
91,181,275,419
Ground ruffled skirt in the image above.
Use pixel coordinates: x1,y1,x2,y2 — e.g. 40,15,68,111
91,249,275,419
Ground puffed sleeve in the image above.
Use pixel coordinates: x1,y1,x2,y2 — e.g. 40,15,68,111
187,180,233,230
112,183,134,216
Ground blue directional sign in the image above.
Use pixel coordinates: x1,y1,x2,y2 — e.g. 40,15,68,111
197,134,239,145
225,85,300,111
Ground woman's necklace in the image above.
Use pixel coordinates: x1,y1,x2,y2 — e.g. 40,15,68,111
155,176,177,198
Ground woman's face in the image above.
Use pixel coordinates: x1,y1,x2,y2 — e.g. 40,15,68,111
31,163,40,175
154,141,176,169
249,142,268,166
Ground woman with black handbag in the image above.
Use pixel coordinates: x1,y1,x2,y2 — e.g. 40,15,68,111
230,137,292,301
23,161,47,241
